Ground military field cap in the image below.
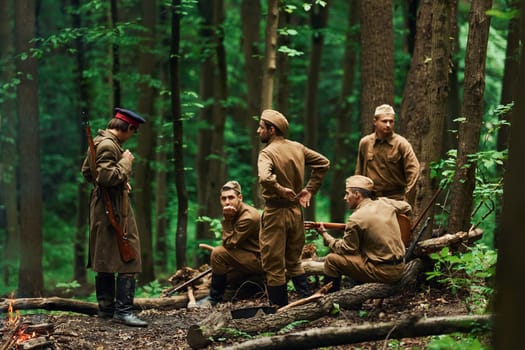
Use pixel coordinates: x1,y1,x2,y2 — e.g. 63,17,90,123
345,175,374,191
374,104,396,116
222,180,242,194
115,107,146,126
261,109,289,135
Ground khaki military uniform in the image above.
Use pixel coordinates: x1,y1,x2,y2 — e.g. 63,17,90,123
324,197,410,283
81,130,142,274
355,133,420,201
258,137,329,286
211,202,263,276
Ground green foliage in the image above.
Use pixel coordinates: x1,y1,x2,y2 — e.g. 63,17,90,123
277,320,310,334
425,244,496,314
383,339,422,350
427,334,489,350
220,327,253,339
195,216,222,241
137,280,164,298
358,309,368,318
330,303,340,316
430,103,510,245
55,280,81,294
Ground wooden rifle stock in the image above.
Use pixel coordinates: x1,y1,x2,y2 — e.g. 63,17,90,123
304,221,346,230
82,111,136,263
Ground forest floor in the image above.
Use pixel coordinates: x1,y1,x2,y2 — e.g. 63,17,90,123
1,279,491,350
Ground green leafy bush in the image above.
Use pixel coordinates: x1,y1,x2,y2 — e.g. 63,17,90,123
426,244,496,314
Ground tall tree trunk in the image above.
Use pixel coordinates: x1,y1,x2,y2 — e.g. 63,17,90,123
110,0,121,107
15,0,44,297
402,0,418,58
494,3,525,347
330,1,359,224
72,0,88,286
154,6,171,272
303,2,329,221
261,0,279,110
195,0,227,249
0,0,19,288
241,0,263,207
208,0,227,209
359,0,395,135
497,0,520,154
400,0,452,235
494,0,520,245
443,1,460,157
134,0,156,284
275,9,291,116
171,0,188,269
195,0,217,245
447,0,492,235
441,0,461,158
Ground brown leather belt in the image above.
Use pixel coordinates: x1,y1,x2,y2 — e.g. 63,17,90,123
370,258,404,266
265,199,299,208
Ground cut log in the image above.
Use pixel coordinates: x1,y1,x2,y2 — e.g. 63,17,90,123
186,259,425,349
414,228,483,256
221,314,492,350
301,259,324,275
0,290,209,316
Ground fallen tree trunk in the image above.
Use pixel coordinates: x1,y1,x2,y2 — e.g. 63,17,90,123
0,289,209,315
414,228,483,256
186,259,425,349
222,314,492,350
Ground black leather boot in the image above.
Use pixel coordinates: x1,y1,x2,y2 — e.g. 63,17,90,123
113,275,148,327
267,284,288,307
95,273,115,318
197,274,227,307
291,274,312,298
323,275,341,293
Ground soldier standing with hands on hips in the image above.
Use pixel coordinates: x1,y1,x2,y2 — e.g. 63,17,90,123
81,107,147,327
257,109,330,307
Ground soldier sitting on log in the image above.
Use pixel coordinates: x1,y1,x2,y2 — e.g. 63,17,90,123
315,175,411,292
197,180,264,306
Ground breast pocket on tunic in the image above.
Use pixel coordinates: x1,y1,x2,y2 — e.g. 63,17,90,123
387,153,401,164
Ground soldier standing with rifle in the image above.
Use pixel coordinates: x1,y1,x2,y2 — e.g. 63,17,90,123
81,107,147,327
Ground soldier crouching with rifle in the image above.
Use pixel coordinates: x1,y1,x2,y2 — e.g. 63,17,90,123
81,108,147,327
315,175,410,293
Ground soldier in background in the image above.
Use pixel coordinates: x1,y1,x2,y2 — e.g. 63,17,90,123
355,104,420,203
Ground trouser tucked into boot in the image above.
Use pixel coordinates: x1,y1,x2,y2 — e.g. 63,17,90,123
113,274,148,327
96,273,115,318
323,275,341,293
197,273,227,307
291,274,312,298
267,284,288,307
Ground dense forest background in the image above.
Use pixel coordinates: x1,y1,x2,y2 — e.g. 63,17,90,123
0,0,521,326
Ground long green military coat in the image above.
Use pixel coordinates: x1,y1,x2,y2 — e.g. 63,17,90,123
81,129,142,273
